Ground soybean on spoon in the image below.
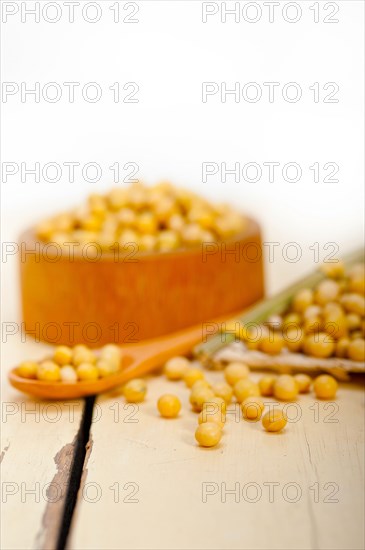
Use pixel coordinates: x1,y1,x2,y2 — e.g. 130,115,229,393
8,313,239,400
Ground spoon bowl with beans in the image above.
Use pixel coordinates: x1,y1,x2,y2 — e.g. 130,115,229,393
8,313,240,400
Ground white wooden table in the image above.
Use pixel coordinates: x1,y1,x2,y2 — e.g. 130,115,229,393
1,332,364,550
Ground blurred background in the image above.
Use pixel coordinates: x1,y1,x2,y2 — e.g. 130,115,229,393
2,1,364,321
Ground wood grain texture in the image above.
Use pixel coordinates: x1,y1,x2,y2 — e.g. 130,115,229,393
19,218,264,346
0,335,84,550
69,369,365,550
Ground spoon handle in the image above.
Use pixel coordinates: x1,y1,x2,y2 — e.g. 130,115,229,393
118,309,243,381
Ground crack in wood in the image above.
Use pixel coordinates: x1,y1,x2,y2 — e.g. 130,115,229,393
32,396,96,550
33,440,76,550
66,434,94,550
55,396,96,550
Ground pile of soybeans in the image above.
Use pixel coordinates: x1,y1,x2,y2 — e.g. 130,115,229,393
35,182,246,252
235,262,365,362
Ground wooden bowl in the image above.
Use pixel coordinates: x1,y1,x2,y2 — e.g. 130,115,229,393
19,217,264,347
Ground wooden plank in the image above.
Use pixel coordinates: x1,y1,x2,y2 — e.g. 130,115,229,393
1,335,84,550
69,368,364,550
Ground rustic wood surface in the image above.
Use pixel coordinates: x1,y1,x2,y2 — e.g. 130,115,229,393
1,335,84,550
68,370,364,550
2,273,364,550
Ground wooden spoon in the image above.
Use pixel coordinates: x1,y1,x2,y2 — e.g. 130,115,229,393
8,312,240,400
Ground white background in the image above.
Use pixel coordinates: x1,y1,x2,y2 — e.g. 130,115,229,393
1,0,364,323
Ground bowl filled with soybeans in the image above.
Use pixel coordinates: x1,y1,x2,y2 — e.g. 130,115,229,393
20,182,264,346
